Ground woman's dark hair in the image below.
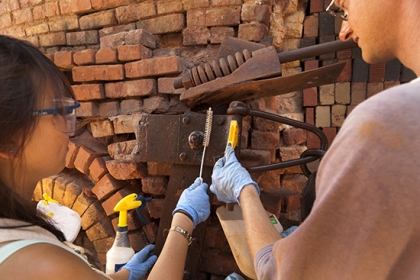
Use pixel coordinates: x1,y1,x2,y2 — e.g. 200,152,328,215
0,35,74,241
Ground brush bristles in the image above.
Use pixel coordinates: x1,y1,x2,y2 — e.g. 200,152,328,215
203,108,213,147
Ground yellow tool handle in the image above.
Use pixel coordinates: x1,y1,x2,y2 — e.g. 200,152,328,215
227,120,239,149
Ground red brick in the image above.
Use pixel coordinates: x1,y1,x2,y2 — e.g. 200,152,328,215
322,127,337,147
90,120,115,138
91,0,133,10
209,27,235,44
66,30,99,45
303,87,317,107
157,77,184,94
106,160,148,180
112,114,138,134
183,0,210,10
54,51,74,70
136,13,185,35
59,0,93,15
206,7,240,27
39,32,66,47
336,58,352,82
156,0,182,14
105,80,156,98
146,198,164,219
32,2,60,20
141,176,168,195
66,139,83,168
72,65,124,82
369,63,386,83
95,47,118,64
283,128,307,146
89,156,109,182
76,101,99,117
115,2,156,24
73,49,96,65
117,44,152,62
79,10,117,30
310,0,324,13
306,130,321,149
72,84,105,101
101,188,135,216
303,15,318,37
305,107,315,125
92,173,127,201
187,9,206,27
337,48,352,59
238,22,267,42
12,8,33,25
0,13,12,29
304,59,319,71
241,3,270,26
251,130,280,150
120,99,142,114
98,101,120,117
182,27,210,45
143,222,159,244
125,56,184,78
74,145,108,175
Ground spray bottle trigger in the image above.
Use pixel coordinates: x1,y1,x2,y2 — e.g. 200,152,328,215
135,196,152,225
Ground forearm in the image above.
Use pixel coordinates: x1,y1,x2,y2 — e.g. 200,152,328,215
148,213,194,280
239,184,282,260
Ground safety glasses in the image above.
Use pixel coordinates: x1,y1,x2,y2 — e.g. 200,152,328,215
33,97,80,135
326,0,348,21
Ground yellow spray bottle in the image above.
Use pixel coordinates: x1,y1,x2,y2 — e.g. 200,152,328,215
106,193,143,274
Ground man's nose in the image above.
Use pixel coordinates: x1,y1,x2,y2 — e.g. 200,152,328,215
339,21,353,41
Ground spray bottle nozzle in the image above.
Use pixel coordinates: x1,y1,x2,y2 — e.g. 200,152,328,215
114,194,152,228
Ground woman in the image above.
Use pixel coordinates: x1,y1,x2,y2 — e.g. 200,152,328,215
0,34,215,280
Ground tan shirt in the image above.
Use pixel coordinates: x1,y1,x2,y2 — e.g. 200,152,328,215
255,79,420,279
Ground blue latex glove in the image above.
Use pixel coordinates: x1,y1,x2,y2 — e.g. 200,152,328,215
172,177,210,228
210,144,259,204
281,225,298,238
120,244,157,280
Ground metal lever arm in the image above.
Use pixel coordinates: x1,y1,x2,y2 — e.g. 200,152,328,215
227,101,328,176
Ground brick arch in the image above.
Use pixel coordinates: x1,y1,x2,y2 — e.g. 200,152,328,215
33,130,159,268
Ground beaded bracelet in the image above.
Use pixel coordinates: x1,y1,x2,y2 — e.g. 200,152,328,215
169,226,193,245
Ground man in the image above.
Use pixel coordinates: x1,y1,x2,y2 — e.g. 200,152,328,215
209,0,420,279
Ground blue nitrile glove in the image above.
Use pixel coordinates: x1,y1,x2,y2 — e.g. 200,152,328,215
172,177,211,228
210,144,259,204
281,225,298,238
120,244,157,280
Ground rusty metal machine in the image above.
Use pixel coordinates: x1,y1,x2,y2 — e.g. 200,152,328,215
121,36,358,279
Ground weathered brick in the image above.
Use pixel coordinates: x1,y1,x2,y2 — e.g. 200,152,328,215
90,0,133,10
0,13,12,29
117,44,152,62
351,82,366,105
182,27,210,45
136,13,185,35
183,0,210,10
72,65,124,82
141,176,168,195
310,0,323,13
72,84,104,101
115,2,156,24
319,84,334,105
323,127,337,147
112,114,140,134
54,51,74,70
283,128,307,146
306,130,320,149
76,101,99,117
303,87,317,107
369,63,386,83
280,146,307,174
157,77,184,94
335,82,351,105
367,82,384,98
105,79,156,98
120,99,143,114
241,3,270,26
315,106,330,127
238,22,267,41
12,7,33,25
66,30,99,45
81,201,107,230
92,173,127,201
282,174,307,193
125,56,184,78
101,188,135,216
206,7,240,27
187,9,206,27
32,2,60,20
106,160,148,180
90,120,115,138
61,177,87,208
156,0,182,14
305,107,314,126
59,0,93,15
304,59,319,70
303,14,318,37
79,10,117,30
85,218,115,241
251,130,280,150
49,16,79,32
52,174,75,202
209,27,235,44
89,156,109,182
39,32,66,47
71,192,97,217
96,47,118,64
66,139,83,168
74,145,108,175
25,23,49,36
331,104,346,127
146,198,164,219
147,162,172,176
336,58,352,82
73,49,96,65
99,101,120,117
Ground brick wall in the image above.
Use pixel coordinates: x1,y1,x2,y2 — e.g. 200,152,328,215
2,0,414,278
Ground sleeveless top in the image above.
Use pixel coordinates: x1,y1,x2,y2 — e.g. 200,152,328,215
0,218,111,279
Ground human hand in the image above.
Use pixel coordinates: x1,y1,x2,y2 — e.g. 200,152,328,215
172,177,210,228
210,144,259,204
121,244,157,280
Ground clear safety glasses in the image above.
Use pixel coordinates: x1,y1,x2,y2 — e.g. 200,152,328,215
33,97,80,135
326,0,348,21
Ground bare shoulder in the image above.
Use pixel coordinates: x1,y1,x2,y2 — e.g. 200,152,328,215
0,242,108,280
